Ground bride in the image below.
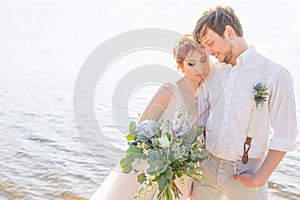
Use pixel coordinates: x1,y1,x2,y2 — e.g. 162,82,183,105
90,34,210,200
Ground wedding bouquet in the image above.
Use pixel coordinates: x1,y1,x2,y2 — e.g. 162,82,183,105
120,107,208,200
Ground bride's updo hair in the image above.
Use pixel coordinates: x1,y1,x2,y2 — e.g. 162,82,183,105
173,34,202,72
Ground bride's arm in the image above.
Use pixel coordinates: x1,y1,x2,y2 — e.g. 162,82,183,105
139,85,173,123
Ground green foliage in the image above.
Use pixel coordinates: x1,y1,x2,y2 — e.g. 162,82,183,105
120,156,134,173
137,173,146,184
157,175,168,192
165,167,173,179
120,107,209,200
126,145,142,155
136,136,149,143
166,132,171,142
126,134,136,141
129,121,137,135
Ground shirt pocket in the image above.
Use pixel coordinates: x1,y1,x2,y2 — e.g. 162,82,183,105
236,91,254,121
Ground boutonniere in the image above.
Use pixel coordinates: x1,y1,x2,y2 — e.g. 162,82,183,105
252,82,269,107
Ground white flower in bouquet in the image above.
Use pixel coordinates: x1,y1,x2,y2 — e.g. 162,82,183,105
156,133,171,148
172,107,191,137
132,158,150,174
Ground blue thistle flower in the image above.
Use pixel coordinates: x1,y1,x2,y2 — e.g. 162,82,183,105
253,82,269,106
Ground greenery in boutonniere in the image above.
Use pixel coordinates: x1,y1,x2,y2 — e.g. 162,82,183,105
253,82,269,106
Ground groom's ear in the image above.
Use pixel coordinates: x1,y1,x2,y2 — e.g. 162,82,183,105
224,25,236,39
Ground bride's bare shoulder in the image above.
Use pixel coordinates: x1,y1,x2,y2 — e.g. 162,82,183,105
154,83,175,100
139,83,175,122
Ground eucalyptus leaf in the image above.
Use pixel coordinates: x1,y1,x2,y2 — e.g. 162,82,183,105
126,146,142,154
158,165,168,174
147,160,164,173
120,156,134,167
129,121,137,135
165,167,173,179
126,134,136,141
158,175,168,192
122,164,133,174
182,129,197,144
137,173,146,184
137,136,149,142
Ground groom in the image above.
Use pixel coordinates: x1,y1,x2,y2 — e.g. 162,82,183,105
192,5,297,200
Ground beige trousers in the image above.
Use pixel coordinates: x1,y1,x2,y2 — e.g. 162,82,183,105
191,154,268,200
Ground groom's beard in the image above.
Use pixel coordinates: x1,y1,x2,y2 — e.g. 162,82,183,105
222,45,233,64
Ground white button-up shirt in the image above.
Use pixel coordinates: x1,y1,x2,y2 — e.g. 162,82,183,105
199,46,297,161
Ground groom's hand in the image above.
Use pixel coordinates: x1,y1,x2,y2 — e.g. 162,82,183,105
232,150,286,188
231,173,266,188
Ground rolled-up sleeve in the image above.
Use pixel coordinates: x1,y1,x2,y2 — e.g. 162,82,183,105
268,68,297,151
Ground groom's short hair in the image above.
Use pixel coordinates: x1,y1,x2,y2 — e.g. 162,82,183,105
193,5,243,44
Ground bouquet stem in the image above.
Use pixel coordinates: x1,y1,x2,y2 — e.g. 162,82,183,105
158,181,182,200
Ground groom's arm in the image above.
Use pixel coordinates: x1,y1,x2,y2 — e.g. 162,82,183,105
231,149,286,187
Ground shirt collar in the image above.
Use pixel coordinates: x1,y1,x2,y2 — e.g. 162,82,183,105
236,45,257,67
